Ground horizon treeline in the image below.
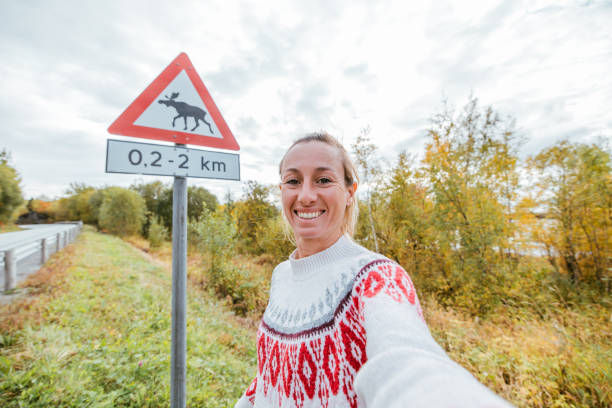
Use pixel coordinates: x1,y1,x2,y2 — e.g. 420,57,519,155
6,96,611,317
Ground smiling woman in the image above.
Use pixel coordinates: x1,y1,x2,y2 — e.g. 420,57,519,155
234,132,513,408
279,136,358,258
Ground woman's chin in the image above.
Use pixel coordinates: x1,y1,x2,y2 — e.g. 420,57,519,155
293,229,324,242
293,227,342,246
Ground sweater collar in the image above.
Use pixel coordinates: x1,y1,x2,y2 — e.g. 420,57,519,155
289,234,361,279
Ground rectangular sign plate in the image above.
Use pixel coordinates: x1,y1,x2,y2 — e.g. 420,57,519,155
106,139,240,180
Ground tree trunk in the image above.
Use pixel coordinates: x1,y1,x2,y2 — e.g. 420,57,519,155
367,194,379,252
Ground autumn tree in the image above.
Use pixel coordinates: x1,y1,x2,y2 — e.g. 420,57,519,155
528,140,612,290
0,149,24,224
54,183,97,223
351,127,381,252
255,214,294,264
132,181,218,231
375,152,443,292
421,97,522,314
232,180,278,254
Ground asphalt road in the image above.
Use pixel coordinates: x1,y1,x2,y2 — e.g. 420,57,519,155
1,224,80,302
0,224,77,251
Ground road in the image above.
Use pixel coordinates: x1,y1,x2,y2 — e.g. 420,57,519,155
0,224,76,251
1,224,79,300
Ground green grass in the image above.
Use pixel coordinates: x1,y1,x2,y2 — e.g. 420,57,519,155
0,229,256,407
2,227,610,407
0,223,23,233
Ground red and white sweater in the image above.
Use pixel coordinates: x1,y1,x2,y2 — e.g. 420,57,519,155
235,235,512,408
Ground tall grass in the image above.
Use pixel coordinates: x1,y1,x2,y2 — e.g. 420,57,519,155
0,228,256,407
423,296,611,407
2,227,609,407
183,241,611,407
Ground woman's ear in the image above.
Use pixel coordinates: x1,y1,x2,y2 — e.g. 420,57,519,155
346,182,357,206
349,182,357,197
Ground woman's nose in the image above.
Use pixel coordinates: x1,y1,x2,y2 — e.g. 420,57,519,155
298,182,316,203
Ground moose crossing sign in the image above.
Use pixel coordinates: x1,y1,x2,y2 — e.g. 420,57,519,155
106,52,240,408
108,52,239,150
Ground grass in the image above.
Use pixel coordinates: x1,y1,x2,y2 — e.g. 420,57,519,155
2,227,610,407
148,234,611,407
424,296,612,407
0,228,256,407
0,223,23,233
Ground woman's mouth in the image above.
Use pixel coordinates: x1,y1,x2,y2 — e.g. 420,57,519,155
295,210,325,219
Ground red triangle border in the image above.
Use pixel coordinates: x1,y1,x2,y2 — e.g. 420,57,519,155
108,52,240,151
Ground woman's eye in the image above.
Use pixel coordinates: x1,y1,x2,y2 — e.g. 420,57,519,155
284,179,299,185
318,177,332,184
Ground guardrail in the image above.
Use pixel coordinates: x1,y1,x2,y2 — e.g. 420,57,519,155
1,222,83,292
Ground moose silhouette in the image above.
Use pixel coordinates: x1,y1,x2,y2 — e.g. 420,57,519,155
158,92,214,133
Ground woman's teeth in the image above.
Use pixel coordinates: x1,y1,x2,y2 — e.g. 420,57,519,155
297,211,322,219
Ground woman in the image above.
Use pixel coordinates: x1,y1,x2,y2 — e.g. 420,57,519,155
235,132,512,408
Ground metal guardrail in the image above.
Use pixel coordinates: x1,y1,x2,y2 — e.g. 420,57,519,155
1,222,83,292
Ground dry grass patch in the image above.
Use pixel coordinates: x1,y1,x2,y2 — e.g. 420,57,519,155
0,239,78,333
0,223,23,234
423,296,611,407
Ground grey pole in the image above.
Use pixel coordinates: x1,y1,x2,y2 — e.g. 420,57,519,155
41,238,48,263
5,249,17,291
171,161,188,408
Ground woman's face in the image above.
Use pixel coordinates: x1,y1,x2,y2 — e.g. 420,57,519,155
280,141,355,253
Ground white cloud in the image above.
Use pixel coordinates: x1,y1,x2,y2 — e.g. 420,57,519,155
0,0,609,201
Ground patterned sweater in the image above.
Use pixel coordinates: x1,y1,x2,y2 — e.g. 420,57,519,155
235,235,512,408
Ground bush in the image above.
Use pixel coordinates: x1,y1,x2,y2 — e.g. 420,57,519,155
147,215,168,249
255,215,294,265
233,181,278,254
187,185,219,221
98,187,146,237
190,209,270,315
53,187,96,224
191,208,236,267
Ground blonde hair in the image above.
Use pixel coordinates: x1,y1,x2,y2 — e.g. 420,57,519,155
279,131,359,237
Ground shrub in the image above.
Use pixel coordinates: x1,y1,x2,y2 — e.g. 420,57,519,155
190,209,271,315
233,181,278,254
98,187,146,237
53,187,96,223
255,215,294,265
191,208,236,268
147,215,168,249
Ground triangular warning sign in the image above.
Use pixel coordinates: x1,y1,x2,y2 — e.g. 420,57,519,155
108,52,239,150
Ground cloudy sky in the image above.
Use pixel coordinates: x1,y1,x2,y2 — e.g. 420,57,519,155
1,0,610,202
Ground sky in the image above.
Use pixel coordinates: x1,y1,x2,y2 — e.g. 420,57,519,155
1,0,611,202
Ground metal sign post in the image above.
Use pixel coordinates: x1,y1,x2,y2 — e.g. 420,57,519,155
107,53,240,408
171,157,188,408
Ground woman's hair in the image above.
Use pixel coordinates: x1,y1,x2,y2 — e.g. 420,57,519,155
279,131,360,237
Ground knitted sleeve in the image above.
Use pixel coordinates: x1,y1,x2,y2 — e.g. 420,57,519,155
353,260,514,408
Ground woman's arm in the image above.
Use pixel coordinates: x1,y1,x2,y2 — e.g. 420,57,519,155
354,261,513,408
